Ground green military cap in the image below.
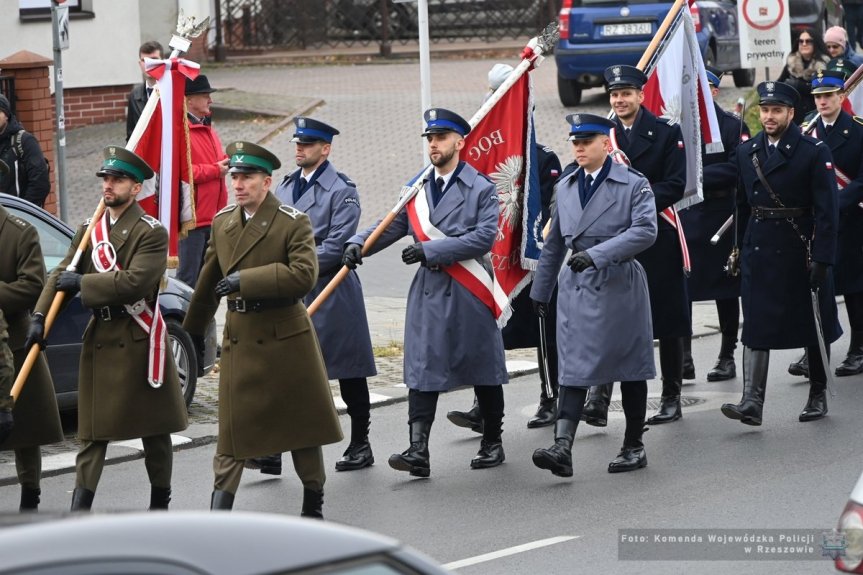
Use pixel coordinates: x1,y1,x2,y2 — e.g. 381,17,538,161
95,146,154,183
225,141,281,175
827,57,857,80
0,159,8,175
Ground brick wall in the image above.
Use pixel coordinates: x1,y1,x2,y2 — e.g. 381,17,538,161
60,84,133,129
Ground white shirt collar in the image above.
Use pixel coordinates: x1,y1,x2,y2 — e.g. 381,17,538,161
244,209,255,221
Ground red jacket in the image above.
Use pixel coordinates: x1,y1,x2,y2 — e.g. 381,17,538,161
188,120,228,228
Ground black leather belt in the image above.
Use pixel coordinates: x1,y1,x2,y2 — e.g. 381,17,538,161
92,305,130,321
227,298,298,313
752,206,811,220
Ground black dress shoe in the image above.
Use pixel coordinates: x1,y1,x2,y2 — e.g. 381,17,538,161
527,398,557,429
787,352,809,378
470,440,505,469
835,353,863,377
244,453,282,475
335,440,374,471
707,357,736,381
608,444,647,473
799,389,828,422
532,443,573,477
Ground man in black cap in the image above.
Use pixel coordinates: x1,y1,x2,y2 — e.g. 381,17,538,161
178,74,229,289
679,67,749,383
126,40,164,141
721,81,841,426
344,108,508,477
531,113,657,477
581,64,689,427
243,118,377,475
0,93,50,208
27,146,188,511
183,141,342,515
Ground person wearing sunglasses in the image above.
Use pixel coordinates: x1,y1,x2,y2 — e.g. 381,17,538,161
778,28,830,125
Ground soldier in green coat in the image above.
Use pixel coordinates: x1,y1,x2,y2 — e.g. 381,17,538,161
0,158,64,512
183,141,341,517
26,147,188,511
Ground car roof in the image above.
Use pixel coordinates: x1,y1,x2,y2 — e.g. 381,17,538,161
0,192,75,236
0,511,409,574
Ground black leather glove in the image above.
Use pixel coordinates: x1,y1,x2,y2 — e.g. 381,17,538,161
809,261,830,291
215,271,240,297
401,242,426,265
24,313,46,351
190,333,205,371
343,243,364,270
56,270,82,295
0,407,13,447
567,250,594,273
532,299,549,318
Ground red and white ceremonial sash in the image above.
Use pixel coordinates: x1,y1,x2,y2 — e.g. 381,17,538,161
90,214,167,387
404,186,509,319
607,131,691,273
812,127,852,190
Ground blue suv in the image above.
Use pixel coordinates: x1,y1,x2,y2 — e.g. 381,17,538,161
555,0,756,106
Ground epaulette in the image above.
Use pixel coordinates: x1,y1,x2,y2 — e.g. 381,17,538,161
661,116,679,127
215,204,237,218
9,216,28,229
278,204,302,219
140,214,161,228
337,172,356,188
476,171,493,184
83,217,92,227
854,116,863,126
627,166,647,178
541,145,554,154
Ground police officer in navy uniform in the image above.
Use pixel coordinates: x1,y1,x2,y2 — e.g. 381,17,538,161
343,108,508,477
680,67,749,382
787,69,863,378
531,113,657,477
581,65,690,427
446,63,563,431
721,81,841,426
244,118,376,474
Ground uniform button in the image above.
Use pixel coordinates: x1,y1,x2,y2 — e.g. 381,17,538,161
776,249,781,254
575,286,581,291
257,339,263,344
445,291,451,296
424,290,430,296
119,343,124,348
596,286,601,291
96,344,102,349
231,338,238,344
755,246,760,251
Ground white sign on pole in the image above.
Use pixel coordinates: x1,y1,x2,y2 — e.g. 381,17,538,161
738,0,791,68
57,5,70,50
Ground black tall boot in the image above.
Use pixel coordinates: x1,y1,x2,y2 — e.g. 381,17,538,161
301,488,324,519
471,413,504,470
335,416,374,471
707,332,738,381
244,453,282,475
70,487,95,511
801,345,829,422
19,487,40,512
682,336,695,380
388,421,431,478
528,344,559,429
647,338,683,424
581,383,612,427
149,486,171,510
210,490,234,510
532,419,577,477
836,331,863,376
787,349,809,378
446,396,483,433
608,426,648,473
721,347,769,426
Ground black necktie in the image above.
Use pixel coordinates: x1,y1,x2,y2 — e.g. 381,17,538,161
293,177,308,204
825,124,833,135
585,175,594,189
146,86,153,99
768,144,776,156
433,177,446,207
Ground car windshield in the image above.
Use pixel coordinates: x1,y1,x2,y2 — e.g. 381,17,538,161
6,205,71,271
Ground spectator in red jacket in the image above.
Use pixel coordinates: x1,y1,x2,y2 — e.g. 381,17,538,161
179,75,229,288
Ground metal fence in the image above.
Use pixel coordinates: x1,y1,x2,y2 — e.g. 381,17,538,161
0,76,15,114
215,0,560,52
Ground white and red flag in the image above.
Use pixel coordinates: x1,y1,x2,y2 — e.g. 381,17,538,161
404,71,539,326
133,57,198,263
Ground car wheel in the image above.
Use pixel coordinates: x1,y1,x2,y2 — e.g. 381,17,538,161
557,74,582,107
704,45,716,69
167,318,197,408
732,68,756,87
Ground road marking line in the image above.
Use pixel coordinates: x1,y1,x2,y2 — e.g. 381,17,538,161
334,392,390,410
442,536,580,570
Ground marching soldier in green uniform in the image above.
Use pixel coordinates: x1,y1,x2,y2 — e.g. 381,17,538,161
0,158,64,511
183,141,342,517
26,147,188,511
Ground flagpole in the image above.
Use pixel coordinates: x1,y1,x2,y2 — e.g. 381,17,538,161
10,12,209,403
636,0,688,72
306,23,559,317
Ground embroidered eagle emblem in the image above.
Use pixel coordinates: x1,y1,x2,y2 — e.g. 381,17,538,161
491,155,523,240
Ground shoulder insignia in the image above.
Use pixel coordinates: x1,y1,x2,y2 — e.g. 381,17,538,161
140,214,161,228
477,171,493,184
639,186,652,195
215,204,237,218
83,217,92,226
344,196,360,207
336,172,357,188
541,145,554,154
627,166,646,178
10,216,28,228
278,204,302,219
815,140,824,146
854,116,863,126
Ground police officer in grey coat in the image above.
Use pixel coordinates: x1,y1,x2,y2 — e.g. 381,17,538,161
246,117,376,474
343,108,508,477
531,114,657,477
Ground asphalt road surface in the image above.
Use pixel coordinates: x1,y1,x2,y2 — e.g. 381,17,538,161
0,327,860,574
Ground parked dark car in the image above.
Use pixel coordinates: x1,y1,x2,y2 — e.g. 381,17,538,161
554,0,755,106
790,0,844,37
0,193,218,411
0,512,451,575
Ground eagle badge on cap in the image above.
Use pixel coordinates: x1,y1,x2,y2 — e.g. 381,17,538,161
108,147,116,156
236,142,244,150
817,71,824,79
612,66,621,76
298,118,305,128
766,82,775,92
429,109,437,120
573,114,581,124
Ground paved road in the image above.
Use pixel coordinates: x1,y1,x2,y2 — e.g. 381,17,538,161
0,330,858,574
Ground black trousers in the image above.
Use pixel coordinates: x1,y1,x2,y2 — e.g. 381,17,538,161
339,378,370,420
845,291,863,332
408,387,504,424
559,382,647,442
